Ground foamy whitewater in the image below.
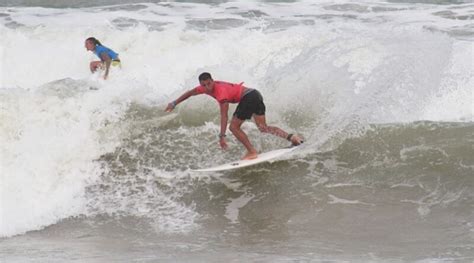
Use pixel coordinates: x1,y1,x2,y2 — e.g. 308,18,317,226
1,0,473,261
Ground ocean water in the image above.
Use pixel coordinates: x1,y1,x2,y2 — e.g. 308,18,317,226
1,0,473,262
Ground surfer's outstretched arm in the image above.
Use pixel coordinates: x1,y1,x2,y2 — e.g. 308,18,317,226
165,89,199,112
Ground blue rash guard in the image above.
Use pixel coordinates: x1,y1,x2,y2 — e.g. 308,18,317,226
94,45,119,61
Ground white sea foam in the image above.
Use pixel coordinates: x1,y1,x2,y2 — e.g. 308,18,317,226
0,83,128,236
328,194,374,206
224,194,254,224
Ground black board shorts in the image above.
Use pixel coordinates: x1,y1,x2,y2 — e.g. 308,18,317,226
233,90,266,120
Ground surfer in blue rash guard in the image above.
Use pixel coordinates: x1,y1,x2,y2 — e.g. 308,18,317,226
85,37,121,80
165,72,303,160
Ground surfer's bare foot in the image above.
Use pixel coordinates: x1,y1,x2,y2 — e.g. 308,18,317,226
287,134,304,146
242,152,258,160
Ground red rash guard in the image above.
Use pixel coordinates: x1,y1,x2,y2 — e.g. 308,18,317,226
194,81,244,103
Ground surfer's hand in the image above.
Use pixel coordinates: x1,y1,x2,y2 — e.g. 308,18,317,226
219,137,228,150
165,101,176,112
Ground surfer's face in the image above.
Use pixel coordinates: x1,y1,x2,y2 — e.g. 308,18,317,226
85,40,95,51
200,79,214,92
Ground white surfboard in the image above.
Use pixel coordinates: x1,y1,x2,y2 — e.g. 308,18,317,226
192,146,298,172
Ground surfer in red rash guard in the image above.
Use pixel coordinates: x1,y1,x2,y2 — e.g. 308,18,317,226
165,72,303,160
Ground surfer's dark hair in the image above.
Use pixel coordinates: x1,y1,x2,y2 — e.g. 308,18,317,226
86,37,102,46
198,72,212,82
